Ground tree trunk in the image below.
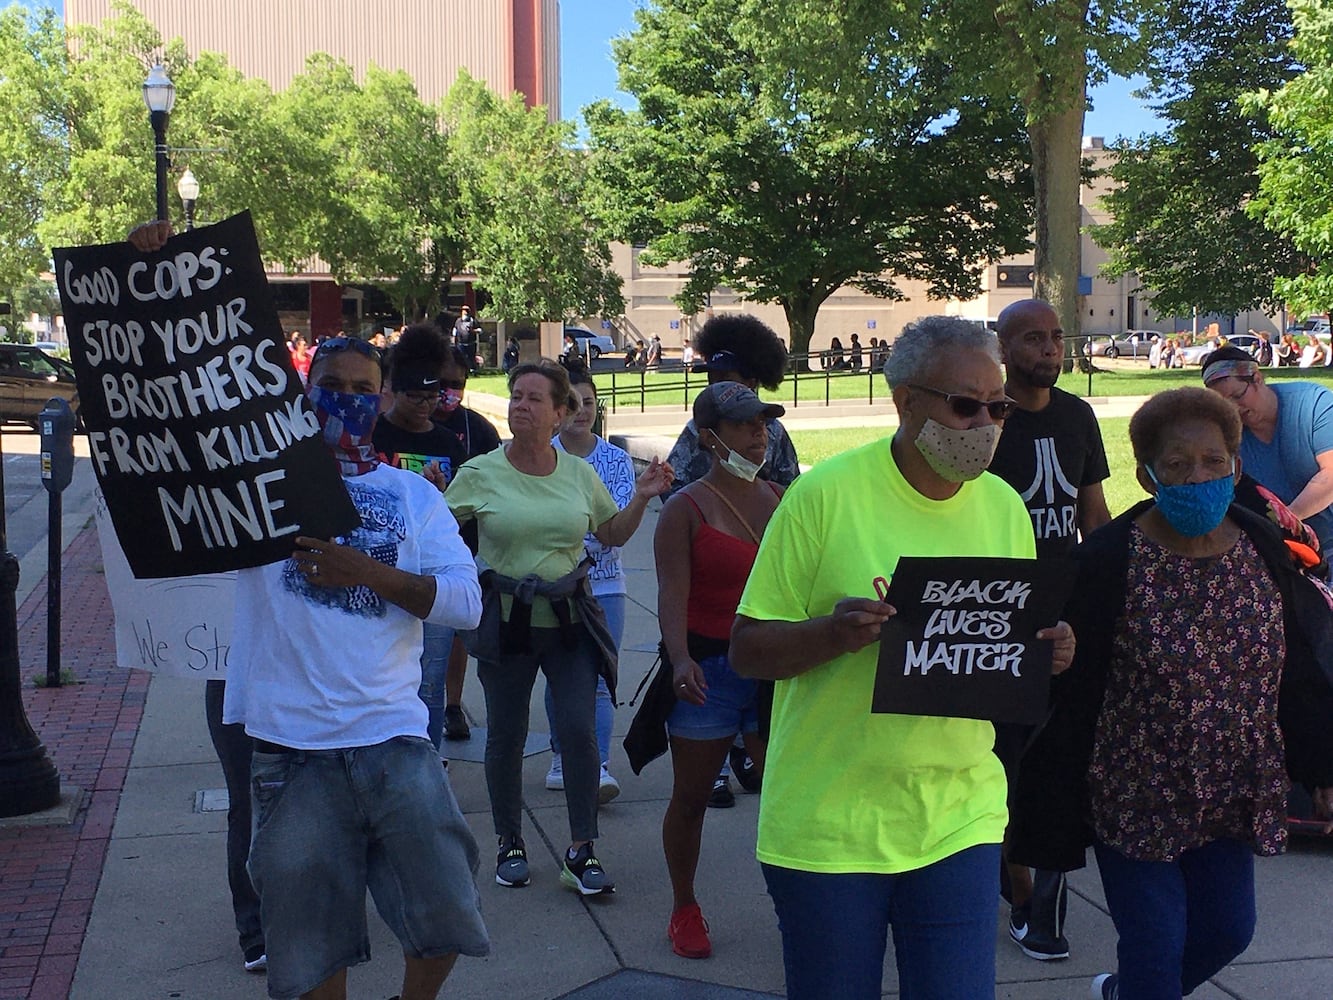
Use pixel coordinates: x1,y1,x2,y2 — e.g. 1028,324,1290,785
781,292,824,373
1028,58,1087,372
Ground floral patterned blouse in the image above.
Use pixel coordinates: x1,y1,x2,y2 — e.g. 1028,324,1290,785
1089,525,1289,861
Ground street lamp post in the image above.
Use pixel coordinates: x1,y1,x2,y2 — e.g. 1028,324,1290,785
177,168,199,231
142,64,176,223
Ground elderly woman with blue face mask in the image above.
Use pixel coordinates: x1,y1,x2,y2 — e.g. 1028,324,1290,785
1010,387,1333,1000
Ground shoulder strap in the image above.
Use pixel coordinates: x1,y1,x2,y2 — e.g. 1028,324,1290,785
697,480,762,545
679,491,707,523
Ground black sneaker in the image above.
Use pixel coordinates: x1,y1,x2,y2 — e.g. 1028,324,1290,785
496,838,530,887
729,745,761,793
1009,903,1070,960
560,842,615,895
708,776,735,808
443,704,471,741
1091,973,1118,1000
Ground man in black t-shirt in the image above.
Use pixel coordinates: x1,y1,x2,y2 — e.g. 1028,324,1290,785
990,300,1111,558
988,298,1112,964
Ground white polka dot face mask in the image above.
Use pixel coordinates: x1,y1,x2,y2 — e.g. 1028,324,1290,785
914,419,1000,483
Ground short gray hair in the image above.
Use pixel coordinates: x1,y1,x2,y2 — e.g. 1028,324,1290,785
884,316,1001,388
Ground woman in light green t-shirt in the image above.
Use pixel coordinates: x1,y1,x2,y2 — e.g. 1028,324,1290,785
446,359,671,898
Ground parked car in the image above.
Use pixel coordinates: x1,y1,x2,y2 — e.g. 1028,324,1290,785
0,343,80,428
1178,332,1270,366
1081,330,1160,359
563,326,616,360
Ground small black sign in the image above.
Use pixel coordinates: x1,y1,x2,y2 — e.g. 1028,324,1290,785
872,557,1070,725
53,212,359,578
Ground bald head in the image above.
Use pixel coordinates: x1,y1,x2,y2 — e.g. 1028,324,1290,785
997,299,1060,342
996,299,1062,392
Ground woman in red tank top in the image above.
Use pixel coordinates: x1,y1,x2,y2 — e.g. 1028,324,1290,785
654,382,786,960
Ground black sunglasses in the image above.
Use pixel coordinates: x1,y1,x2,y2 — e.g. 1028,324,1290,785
908,384,1015,421
313,337,383,363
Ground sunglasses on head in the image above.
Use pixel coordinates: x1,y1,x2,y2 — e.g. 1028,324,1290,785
314,337,383,363
909,384,1015,421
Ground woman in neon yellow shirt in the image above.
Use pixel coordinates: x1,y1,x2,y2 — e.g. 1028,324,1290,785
731,317,1075,1000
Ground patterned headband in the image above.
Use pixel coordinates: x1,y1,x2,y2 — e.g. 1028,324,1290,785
1202,358,1258,385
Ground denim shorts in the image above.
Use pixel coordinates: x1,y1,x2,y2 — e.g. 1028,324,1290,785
248,736,489,999
666,653,760,741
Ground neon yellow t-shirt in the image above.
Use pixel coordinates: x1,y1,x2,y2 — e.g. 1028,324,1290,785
736,438,1035,874
446,448,619,627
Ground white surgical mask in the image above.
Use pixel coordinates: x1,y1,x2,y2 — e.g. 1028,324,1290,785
914,418,999,482
712,434,764,482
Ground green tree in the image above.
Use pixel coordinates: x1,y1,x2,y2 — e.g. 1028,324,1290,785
1091,0,1304,318
1248,0,1333,316
38,3,302,262
982,0,1155,345
0,4,67,301
585,0,1033,363
275,56,465,321
443,71,623,324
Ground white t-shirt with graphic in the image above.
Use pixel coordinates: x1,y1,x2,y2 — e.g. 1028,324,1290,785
223,463,481,749
553,435,635,597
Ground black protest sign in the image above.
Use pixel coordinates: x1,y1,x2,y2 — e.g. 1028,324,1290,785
53,212,359,578
872,557,1070,725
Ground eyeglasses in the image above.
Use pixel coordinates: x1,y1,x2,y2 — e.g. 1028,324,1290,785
908,384,1015,421
313,337,383,363
401,390,444,405
1220,377,1255,403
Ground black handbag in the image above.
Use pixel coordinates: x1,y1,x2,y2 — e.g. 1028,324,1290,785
622,642,677,775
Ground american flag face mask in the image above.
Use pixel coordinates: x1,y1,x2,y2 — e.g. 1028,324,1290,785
307,385,382,476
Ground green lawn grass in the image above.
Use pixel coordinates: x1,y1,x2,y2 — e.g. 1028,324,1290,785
474,363,1333,409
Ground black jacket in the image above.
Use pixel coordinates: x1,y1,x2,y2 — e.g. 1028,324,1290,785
1009,500,1333,872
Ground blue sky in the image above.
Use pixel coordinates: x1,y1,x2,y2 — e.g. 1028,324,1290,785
21,0,1162,140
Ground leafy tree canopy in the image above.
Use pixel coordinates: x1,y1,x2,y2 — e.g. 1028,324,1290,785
1247,0,1333,315
585,0,1034,359
1092,0,1305,317
444,71,623,324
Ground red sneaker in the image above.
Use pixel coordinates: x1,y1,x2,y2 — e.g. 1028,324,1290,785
668,902,712,959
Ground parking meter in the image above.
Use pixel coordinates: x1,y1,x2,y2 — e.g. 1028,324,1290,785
39,396,75,688
39,398,76,494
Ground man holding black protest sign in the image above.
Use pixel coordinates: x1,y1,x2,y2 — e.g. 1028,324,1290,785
988,298,1112,963
119,220,488,1000
730,316,1074,999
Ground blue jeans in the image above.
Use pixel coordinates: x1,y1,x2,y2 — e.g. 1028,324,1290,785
419,622,455,750
762,843,1000,1000
249,737,489,999
1094,838,1256,999
544,592,623,765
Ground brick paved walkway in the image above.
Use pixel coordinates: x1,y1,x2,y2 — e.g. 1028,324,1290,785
0,526,146,1000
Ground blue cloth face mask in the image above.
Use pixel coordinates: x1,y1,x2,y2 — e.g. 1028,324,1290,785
1146,463,1236,537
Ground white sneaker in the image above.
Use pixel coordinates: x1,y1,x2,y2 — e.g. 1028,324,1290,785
598,765,621,804
545,755,564,791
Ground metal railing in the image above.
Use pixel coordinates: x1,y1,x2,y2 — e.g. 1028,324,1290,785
599,350,889,414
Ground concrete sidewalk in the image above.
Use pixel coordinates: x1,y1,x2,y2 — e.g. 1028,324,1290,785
3,438,1333,998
